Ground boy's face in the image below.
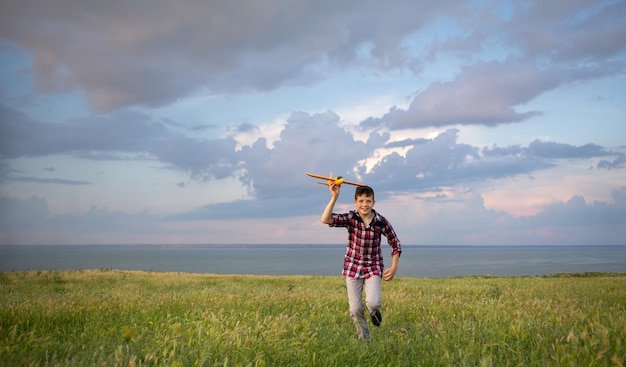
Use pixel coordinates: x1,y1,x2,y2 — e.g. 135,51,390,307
354,193,375,217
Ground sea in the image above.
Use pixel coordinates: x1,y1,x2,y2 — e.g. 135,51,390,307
1,245,625,278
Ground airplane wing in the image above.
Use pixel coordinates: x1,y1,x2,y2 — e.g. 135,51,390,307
305,172,333,180
342,180,366,187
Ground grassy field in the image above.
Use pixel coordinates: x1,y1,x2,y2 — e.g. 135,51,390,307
1,270,625,366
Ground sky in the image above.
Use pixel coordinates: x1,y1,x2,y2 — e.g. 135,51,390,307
0,0,625,246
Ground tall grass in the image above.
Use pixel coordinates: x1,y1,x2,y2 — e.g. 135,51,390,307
1,270,624,366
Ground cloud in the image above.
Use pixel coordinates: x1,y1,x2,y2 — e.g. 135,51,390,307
385,138,429,149
6,176,90,185
526,140,610,159
483,140,615,160
0,195,172,244
505,187,626,245
2,1,623,114
358,0,626,130
364,128,620,193
597,153,625,170
0,162,88,185
151,134,240,180
376,60,554,129
0,196,49,231
239,111,372,199
0,1,624,247
504,1,626,63
0,104,168,158
169,196,320,221
184,116,619,206
528,190,626,227
0,0,457,112
2,102,619,201
3,186,625,245
0,103,241,180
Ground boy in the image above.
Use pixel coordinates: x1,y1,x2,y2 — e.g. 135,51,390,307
321,182,401,340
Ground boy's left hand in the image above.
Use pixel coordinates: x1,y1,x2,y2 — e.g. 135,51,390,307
383,267,397,281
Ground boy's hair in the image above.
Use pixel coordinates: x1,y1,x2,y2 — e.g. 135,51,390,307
355,186,375,201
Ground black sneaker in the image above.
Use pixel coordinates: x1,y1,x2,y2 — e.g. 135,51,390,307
371,309,382,327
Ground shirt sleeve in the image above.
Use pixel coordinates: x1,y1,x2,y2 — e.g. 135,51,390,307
328,212,351,227
380,217,402,257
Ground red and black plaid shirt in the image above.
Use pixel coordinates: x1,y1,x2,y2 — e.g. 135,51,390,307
329,209,402,279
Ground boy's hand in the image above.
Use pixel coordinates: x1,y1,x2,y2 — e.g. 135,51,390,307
383,267,397,281
328,182,340,198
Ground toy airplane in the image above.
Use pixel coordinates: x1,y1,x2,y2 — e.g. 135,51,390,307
305,172,366,187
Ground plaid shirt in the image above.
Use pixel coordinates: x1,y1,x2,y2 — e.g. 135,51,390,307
329,209,402,279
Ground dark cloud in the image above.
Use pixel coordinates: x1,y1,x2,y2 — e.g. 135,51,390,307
374,59,555,130
358,116,384,131
234,122,259,133
0,103,241,180
0,162,89,185
483,140,614,160
189,124,219,132
597,153,625,170
527,140,609,159
6,176,90,185
151,134,240,180
0,163,19,184
611,186,626,208
505,1,626,63
1,1,623,114
0,104,168,158
0,0,458,112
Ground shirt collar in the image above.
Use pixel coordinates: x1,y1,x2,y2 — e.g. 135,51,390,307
351,209,378,224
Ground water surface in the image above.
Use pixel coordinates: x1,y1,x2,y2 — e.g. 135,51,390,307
1,245,624,278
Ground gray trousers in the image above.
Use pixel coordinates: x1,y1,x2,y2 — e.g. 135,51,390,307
345,275,382,340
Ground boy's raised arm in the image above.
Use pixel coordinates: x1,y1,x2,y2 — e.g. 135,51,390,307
321,183,340,224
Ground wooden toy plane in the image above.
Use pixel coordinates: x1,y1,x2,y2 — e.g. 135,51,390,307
305,172,366,187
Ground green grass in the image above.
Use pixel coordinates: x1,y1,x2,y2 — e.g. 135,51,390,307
1,270,625,366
